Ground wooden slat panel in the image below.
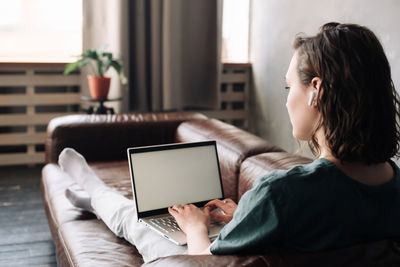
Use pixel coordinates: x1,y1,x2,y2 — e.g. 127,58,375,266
0,93,81,106
220,92,245,102
221,73,247,83
0,153,45,166
0,133,47,145
200,110,246,119
0,74,80,86
0,64,81,166
0,113,75,126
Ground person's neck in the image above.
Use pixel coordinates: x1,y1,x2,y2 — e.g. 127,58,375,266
315,131,394,186
315,128,335,162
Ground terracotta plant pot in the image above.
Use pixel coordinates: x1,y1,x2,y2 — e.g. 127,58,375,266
87,75,111,99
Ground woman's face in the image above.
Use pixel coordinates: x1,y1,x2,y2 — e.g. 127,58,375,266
285,52,320,140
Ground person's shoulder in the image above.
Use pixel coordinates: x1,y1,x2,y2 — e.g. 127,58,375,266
245,158,336,210
256,158,335,191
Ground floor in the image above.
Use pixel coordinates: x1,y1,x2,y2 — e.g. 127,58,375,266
0,165,57,267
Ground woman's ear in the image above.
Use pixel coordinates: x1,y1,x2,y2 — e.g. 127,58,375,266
308,77,322,107
311,77,322,91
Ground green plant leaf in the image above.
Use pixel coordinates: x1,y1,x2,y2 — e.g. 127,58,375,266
97,60,103,77
110,60,127,86
110,60,122,73
64,47,126,81
85,49,99,60
64,58,89,75
102,52,113,60
101,52,112,74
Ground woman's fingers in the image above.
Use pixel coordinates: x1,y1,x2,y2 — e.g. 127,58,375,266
224,198,235,204
206,199,223,206
172,203,185,211
170,203,220,217
203,206,211,216
205,198,237,224
206,198,235,211
205,199,225,209
168,203,213,234
210,212,228,222
168,207,178,217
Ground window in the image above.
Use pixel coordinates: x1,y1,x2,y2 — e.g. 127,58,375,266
222,0,250,63
0,0,82,63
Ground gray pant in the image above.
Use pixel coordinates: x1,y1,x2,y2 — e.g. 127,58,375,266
91,187,187,263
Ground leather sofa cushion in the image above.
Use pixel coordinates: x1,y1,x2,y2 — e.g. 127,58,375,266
41,164,94,240
238,152,312,200
58,220,144,267
42,161,132,232
42,160,142,266
175,119,284,201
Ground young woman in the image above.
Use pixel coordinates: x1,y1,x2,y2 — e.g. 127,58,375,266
59,22,400,262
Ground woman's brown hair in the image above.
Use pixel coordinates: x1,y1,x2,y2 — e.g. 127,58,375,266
294,22,400,164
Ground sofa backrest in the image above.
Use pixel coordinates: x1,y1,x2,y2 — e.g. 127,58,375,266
175,118,284,201
45,112,207,163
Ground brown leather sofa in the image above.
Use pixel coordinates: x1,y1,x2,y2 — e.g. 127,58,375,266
41,112,400,266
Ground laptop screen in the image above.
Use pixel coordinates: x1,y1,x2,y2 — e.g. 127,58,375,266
127,141,224,218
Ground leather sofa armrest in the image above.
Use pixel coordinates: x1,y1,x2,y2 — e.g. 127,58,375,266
45,112,207,163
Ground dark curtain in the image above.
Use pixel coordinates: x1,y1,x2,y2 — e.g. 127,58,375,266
129,0,222,112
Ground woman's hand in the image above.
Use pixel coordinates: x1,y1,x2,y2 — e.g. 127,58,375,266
168,204,212,254
168,204,211,235
205,198,237,224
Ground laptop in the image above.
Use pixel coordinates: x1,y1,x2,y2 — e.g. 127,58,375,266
127,140,225,245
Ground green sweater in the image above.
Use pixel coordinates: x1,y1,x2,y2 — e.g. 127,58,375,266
211,158,400,254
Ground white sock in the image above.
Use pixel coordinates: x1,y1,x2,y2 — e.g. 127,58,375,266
65,183,96,214
58,148,106,196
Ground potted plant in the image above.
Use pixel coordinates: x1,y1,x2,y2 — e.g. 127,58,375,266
64,48,128,99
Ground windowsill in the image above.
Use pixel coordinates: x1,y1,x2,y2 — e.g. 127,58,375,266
0,57,75,66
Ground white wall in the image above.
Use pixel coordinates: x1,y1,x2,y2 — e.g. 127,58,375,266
249,0,400,157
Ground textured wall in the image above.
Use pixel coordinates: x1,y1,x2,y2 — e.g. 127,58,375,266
249,0,400,156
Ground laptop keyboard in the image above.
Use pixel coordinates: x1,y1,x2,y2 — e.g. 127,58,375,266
150,215,221,234
150,216,181,233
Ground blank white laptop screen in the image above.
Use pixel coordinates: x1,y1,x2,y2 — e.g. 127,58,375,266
130,142,223,213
